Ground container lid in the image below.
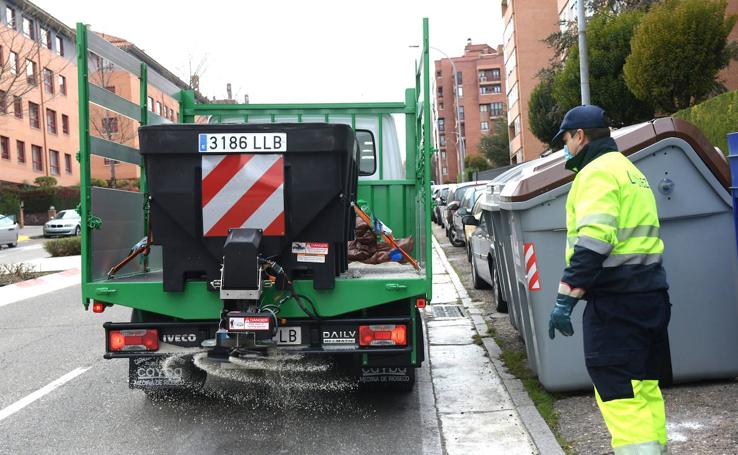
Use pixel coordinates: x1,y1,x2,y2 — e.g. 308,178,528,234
499,117,729,203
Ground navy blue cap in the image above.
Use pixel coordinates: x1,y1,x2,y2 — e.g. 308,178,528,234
552,105,609,145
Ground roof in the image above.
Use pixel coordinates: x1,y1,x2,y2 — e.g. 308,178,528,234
96,32,209,104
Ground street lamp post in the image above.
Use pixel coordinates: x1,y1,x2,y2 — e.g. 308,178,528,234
410,45,466,183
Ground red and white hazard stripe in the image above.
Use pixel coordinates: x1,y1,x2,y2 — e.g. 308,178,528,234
524,242,541,291
201,154,285,237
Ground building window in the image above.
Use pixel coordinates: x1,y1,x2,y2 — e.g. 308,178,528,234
155,101,162,116
26,59,37,85
31,145,43,171
55,36,64,56
103,158,120,166
458,106,465,121
438,102,444,110
13,97,22,118
457,86,463,98
22,16,34,39
64,153,72,174
40,27,51,49
437,87,443,97
9,52,18,74
480,104,489,113
46,109,57,134
0,136,9,160
455,71,462,85
491,69,501,80
62,114,70,135
59,75,67,95
13,96,22,118
6,7,15,28
503,17,515,46
439,134,446,146
105,86,115,93
49,149,60,175
0,90,6,114
491,102,504,117
43,68,54,94
507,82,519,108
147,96,154,111
28,102,40,128
481,121,489,131
438,118,445,130
102,117,119,133
479,71,487,82
441,151,447,160
515,117,522,138
16,140,25,164
506,50,517,80
481,85,502,95
436,70,442,78
442,166,448,175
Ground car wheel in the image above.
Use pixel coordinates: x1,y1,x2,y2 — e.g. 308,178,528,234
450,229,464,247
74,226,81,236
471,257,487,290
493,267,508,313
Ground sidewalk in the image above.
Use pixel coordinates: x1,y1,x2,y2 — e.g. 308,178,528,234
427,237,564,455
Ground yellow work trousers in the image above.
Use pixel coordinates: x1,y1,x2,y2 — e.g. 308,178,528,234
595,380,668,455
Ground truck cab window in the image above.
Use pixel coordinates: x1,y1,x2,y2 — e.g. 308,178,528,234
356,129,376,176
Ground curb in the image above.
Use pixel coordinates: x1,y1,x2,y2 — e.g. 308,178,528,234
431,235,565,455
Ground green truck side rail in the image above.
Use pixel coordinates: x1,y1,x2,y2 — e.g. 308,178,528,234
77,20,434,327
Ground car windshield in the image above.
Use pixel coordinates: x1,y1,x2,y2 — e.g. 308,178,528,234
54,210,80,220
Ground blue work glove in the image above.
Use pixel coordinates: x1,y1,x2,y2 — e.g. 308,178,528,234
548,294,578,339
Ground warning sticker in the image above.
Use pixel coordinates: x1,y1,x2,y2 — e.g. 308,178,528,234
292,242,329,255
297,254,326,264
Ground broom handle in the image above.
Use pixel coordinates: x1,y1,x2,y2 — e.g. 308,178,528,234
352,203,420,271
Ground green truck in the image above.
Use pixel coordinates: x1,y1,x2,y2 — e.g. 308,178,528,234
77,20,434,392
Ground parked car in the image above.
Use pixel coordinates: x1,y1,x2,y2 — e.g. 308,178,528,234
435,184,454,226
43,210,82,237
450,183,487,247
0,214,19,248
463,207,508,313
431,184,449,225
443,182,482,239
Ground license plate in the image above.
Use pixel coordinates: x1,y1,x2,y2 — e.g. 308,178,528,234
198,133,287,153
274,327,302,345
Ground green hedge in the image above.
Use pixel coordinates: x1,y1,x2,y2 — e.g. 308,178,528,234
43,236,81,257
673,90,738,155
0,186,80,216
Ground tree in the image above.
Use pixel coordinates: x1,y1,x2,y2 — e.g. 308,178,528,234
553,10,655,127
0,7,72,122
624,0,738,113
479,120,511,167
464,155,491,181
587,0,656,13
529,71,569,148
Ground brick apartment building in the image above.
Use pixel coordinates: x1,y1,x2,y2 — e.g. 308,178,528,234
434,41,506,183
502,0,559,164
0,0,203,189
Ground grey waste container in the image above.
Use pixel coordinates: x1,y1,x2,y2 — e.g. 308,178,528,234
498,118,738,392
481,160,543,373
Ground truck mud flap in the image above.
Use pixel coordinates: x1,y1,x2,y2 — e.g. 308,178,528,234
358,366,415,386
129,356,206,391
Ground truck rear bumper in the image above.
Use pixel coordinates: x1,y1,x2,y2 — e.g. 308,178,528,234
102,316,416,359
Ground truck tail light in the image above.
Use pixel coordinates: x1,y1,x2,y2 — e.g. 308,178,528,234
359,324,407,347
109,329,159,352
415,298,427,309
92,301,105,313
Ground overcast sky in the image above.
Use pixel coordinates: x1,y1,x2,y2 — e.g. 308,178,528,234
33,0,504,104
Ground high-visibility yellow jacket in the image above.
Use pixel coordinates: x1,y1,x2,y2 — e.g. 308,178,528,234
559,137,668,298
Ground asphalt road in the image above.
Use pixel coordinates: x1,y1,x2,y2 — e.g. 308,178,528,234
0,238,48,266
0,286,433,455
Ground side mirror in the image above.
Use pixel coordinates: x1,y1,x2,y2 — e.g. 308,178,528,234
462,214,479,226
447,201,460,211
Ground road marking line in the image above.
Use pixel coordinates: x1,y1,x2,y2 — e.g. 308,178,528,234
0,366,91,422
18,235,30,242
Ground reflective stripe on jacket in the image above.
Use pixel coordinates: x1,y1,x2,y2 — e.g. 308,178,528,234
561,137,668,295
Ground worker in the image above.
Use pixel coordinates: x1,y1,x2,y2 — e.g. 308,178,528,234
548,105,672,455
